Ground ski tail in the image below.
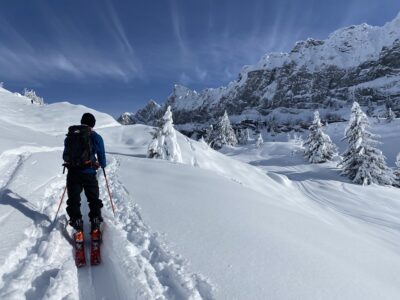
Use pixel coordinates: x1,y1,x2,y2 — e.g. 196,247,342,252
90,228,102,265
74,230,86,268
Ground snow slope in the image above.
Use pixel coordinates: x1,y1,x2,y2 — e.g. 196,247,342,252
1,86,400,299
0,88,213,300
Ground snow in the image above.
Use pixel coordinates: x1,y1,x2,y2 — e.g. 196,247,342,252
1,87,400,299
250,12,400,72
168,84,226,113
0,87,119,136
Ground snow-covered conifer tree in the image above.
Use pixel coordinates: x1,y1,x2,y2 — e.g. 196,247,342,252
256,133,264,149
199,136,208,147
339,102,393,185
147,106,182,163
366,100,374,117
246,128,251,141
23,89,44,105
237,129,249,145
304,111,337,163
386,107,395,123
393,153,400,188
209,111,238,149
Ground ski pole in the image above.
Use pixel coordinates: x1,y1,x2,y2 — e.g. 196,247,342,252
102,167,116,216
53,186,67,223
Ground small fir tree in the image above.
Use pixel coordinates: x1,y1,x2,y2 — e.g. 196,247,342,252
393,153,400,188
237,128,250,145
366,100,374,117
256,133,264,149
246,128,251,141
386,107,396,123
147,106,182,163
209,111,238,149
203,125,213,144
23,88,44,105
304,111,337,163
339,102,393,185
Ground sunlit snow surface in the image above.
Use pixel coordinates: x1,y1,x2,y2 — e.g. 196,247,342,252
0,87,400,299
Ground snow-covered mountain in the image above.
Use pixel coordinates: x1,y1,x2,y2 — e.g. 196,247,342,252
120,12,400,133
118,100,161,126
2,86,400,299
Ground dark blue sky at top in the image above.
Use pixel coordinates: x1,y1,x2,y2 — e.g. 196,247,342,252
0,0,399,117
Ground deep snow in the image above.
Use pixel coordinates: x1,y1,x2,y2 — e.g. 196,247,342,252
0,87,400,299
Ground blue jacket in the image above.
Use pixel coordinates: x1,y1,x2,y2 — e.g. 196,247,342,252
63,130,106,174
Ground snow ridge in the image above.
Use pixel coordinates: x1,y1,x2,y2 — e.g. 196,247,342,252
100,156,215,299
251,11,400,72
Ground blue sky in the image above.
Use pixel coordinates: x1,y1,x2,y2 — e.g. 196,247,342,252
0,0,399,117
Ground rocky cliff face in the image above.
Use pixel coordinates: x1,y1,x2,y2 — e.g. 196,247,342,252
118,100,162,125
119,13,400,132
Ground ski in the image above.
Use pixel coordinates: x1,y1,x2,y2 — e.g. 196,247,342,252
74,230,86,268
90,228,102,265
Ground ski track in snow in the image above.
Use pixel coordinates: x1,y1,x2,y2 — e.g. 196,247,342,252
0,147,77,300
0,147,214,300
92,155,215,300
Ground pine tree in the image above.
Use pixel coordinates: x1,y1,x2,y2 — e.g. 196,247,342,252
386,107,396,123
23,88,44,105
237,128,249,145
366,100,374,117
147,106,182,163
256,133,264,149
246,128,251,141
393,153,400,188
209,111,238,149
339,102,393,185
303,111,337,163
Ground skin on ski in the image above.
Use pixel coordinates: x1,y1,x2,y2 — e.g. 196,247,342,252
74,231,87,268
90,223,104,266
90,229,101,266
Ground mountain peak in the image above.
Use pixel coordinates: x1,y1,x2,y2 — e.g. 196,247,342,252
146,99,161,108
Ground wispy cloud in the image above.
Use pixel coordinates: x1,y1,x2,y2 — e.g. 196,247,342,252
0,46,138,83
0,2,143,83
104,0,135,54
193,3,305,85
169,0,190,59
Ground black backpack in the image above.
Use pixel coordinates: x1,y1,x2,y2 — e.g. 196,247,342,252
63,125,93,168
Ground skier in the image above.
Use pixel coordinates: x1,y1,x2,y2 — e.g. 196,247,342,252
63,112,106,266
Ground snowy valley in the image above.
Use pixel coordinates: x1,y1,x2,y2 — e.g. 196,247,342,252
1,79,400,300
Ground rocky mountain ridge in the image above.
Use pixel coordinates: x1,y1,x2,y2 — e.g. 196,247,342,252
119,12,400,135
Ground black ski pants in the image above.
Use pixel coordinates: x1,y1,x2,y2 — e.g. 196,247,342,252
66,170,103,223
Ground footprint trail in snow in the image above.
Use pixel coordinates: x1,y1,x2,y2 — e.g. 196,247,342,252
0,149,214,300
